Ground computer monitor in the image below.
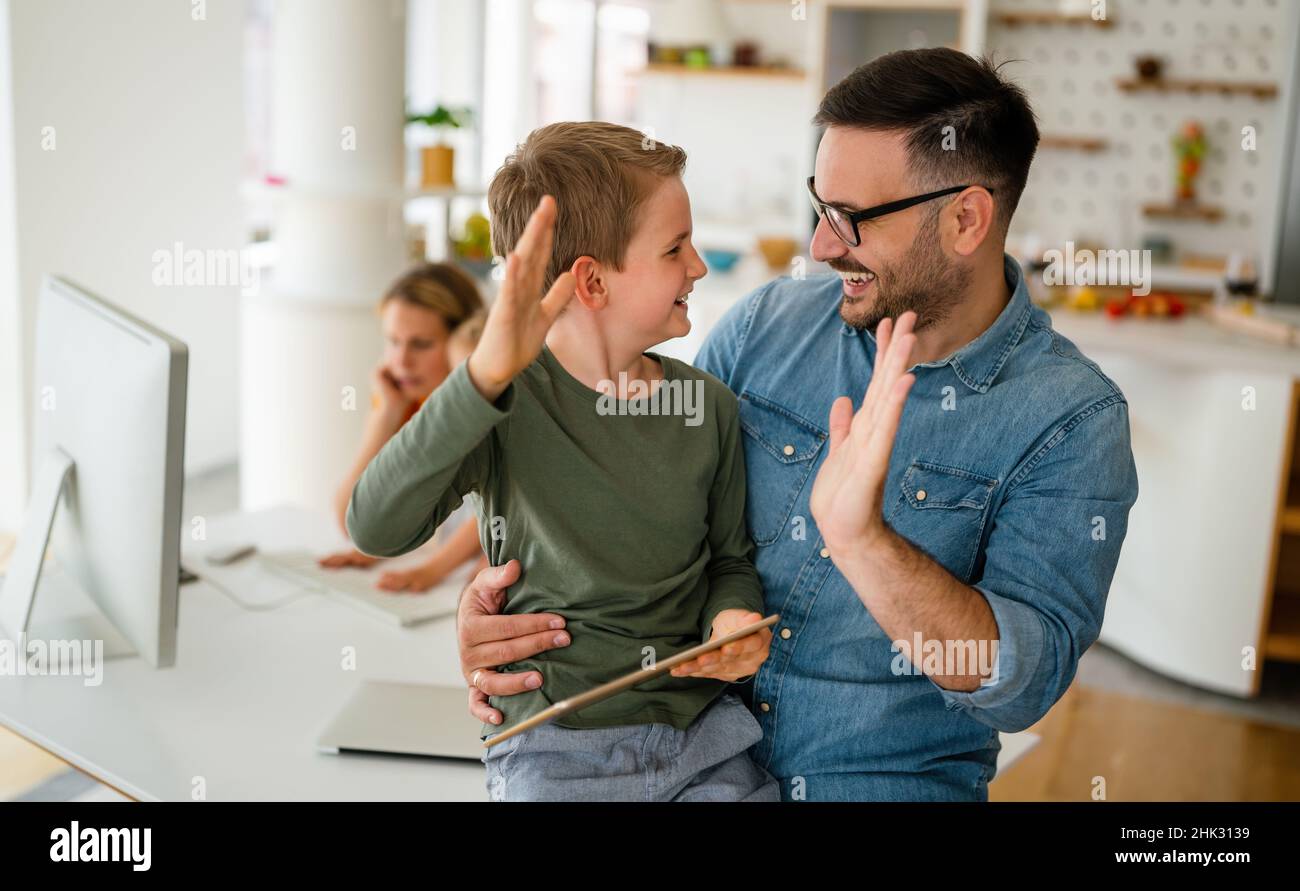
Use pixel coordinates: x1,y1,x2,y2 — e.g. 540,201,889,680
0,276,187,667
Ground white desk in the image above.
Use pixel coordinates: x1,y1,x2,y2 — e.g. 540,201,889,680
0,505,487,801
0,504,1037,800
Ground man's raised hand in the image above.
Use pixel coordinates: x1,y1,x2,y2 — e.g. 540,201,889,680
809,311,917,557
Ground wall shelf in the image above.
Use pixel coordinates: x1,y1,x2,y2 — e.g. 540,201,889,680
641,63,805,80
1039,134,1108,152
820,0,963,9
1143,203,1225,222
1265,596,1300,663
1117,78,1278,99
406,185,487,200
1262,383,1300,672
1282,507,1300,536
992,11,1113,28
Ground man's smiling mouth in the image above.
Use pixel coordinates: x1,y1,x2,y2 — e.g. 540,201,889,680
837,270,876,286
837,269,877,300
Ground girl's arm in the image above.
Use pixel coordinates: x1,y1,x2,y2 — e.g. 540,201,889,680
375,518,484,592
333,367,412,536
345,363,503,559
426,517,485,575
351,196,572,560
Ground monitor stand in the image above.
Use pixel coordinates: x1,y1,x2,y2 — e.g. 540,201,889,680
0,447,136,662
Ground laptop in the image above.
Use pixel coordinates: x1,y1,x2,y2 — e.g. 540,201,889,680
316,680,485,761
257,549,462,627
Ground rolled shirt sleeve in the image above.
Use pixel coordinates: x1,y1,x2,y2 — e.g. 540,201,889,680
929,397,1138,732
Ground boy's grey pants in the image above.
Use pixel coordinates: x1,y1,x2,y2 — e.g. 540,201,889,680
482,692,780,802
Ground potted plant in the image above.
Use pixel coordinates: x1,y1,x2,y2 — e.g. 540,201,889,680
407,104,471,189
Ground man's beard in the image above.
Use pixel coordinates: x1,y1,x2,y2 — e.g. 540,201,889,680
829,212,971,333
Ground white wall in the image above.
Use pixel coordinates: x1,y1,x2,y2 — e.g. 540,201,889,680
481,0,535,186
991,0,1300,291
408,0,484,187
637,72,811,240
0,0,23,531
0,0,245,534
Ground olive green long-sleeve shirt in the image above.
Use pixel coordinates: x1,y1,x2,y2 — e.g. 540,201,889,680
346,345,764,735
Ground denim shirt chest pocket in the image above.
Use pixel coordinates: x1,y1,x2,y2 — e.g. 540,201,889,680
887,461,998,582
738,391,827,546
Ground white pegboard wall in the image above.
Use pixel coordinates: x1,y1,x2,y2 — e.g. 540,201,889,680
987,0,1296,280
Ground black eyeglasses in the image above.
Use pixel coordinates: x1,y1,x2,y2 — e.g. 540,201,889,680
806,176,991,247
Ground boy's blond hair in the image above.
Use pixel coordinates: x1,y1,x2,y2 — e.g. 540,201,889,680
488,121,687,290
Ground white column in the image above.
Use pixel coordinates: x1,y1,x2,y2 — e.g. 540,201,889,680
961,0,988,57
240,0,408,515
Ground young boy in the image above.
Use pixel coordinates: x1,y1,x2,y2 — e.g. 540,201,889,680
346,122,778,802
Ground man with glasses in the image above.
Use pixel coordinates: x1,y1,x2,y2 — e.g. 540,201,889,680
456,47,1138,801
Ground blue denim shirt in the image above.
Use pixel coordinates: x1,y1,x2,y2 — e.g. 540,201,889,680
694,255,1138,801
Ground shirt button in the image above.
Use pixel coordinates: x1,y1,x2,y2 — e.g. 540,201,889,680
916,489,927,501
819,547,830,558
780,628,791,639
760,702,771,712
782,444,795,456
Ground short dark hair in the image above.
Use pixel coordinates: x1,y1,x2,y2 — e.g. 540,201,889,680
813,48,1039,234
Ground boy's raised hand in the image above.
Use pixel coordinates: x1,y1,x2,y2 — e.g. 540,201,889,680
466,195,576,402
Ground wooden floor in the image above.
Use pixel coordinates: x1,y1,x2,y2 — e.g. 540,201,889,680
991,685,1300,801
0,725,71,801
0,532,97,800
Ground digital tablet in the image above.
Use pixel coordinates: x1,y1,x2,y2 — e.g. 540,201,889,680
483,613,779,748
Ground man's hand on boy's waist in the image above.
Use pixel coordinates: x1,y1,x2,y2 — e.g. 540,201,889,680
456,563,773,725
458,558,571,727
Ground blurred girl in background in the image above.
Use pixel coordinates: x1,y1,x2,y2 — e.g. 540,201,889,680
319,263,487,592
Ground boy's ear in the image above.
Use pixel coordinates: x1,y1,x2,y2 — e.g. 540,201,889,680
570,256,607,310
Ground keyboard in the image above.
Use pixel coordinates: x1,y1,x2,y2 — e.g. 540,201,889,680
256,549,462,627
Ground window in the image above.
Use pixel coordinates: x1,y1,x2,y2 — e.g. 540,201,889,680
532,0,648,126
